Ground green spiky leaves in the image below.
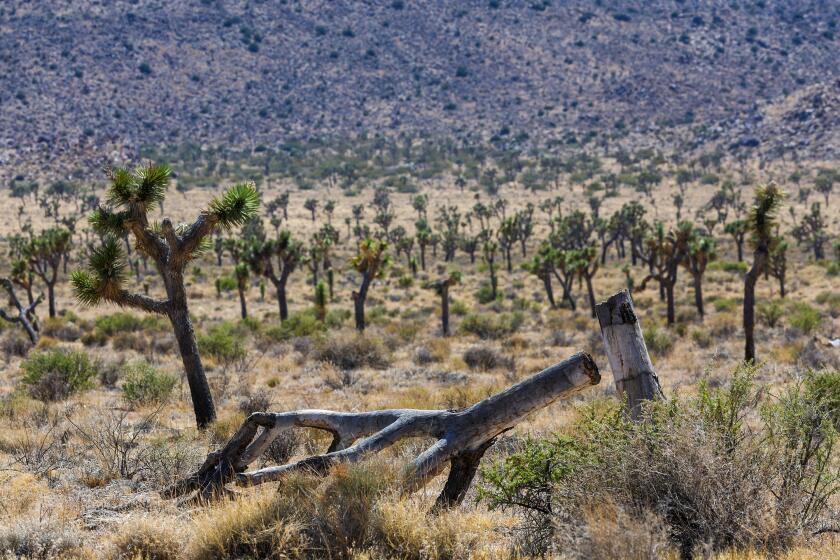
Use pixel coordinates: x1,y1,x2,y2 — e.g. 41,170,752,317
106,163,171,211
71,237,127,306
748,183,785,249
89,207,130,237
209,183,260,230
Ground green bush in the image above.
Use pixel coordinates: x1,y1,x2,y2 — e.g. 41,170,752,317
459,312,524,340
263,310,327,342
121,361,177,407
449,299,470,316
757,300,784,327
198,322,248,369
712,297,738,312
708,260,748,274
93,312,164,336
474,285,500,304
642,324,673,356
21,349,99,401
479,365,840,556
788,303,822,334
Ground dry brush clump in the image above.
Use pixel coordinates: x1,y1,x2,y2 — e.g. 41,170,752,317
479,364,840,558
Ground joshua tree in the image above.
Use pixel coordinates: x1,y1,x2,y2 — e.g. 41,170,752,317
514,204,535,257
639,222,691,325
415,224,431,270
525,242,557,308
724,219,748,262
791,202,829,260
743,184,785,362
684,233,716,318
814,169,837,206
23,227,72,318
324,200,336,224
304,198,318,222
481,239,499,301
234,263,250,320
352,204,365,230
768,237,788,298
459,234,479,264
425,271,461,336
0,278,42,344
72,164,259,428
350,239,389,331
570,246,599,318
245,231,306,321
314,280,328,322
497,218,517,273
412,194,428,220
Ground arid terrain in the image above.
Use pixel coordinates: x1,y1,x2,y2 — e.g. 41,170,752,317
0,139,839,558
1,1,840,559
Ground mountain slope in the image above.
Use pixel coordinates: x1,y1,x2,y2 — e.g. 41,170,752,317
0,0,838,173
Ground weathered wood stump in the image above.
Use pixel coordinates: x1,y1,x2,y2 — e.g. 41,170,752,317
595,290,664,419
165,351,600,506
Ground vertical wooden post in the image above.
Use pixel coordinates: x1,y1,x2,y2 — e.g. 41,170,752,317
595,290,664,419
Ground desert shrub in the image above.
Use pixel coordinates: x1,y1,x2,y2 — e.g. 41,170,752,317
642,324,673,356
1,329,32,360
199,321,248,370
480,365,840,557
788,302,822,334
40,316,82,342
94,312,165,336
474,285,500,304
816,291,840,317
757,299,785,327
449,298,470,316
262,310,326,342
238,389,272,415
109,516,181,560
413,338,451,365
459,311,524,340
0,518,84,559
712,297,738,312
20,348,99,401
188,461,397,559
121,361,176,407
463,345,514,371
690,327,712,348
708,260,748,273
313,333,390,370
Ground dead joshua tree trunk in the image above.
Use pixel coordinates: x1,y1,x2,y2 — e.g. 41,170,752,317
165,352,600,506
0,278,42,344
595,290,664,420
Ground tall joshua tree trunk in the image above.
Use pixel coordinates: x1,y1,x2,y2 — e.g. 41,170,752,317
744,251,766,363
169,301,216,428
542,271,556,309
353,276,370,332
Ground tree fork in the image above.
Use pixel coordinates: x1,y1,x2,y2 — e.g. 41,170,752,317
165,351,600,506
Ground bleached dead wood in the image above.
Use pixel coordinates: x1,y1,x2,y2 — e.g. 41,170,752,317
595,289,664,419
165,351,600,506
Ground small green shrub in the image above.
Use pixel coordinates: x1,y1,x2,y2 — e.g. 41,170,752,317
94,312,164,336
642,324,673,356
757,300,784,328
459,312,524,340
474,285,500,304
463,346,514,371
262,310,326,342
121,361,177,407
449,299,470,316
21,349,99,401
788,303,822,334
198,322,248,369
708,261,748,274
712,297,738,312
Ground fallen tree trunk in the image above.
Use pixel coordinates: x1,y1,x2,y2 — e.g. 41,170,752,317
165,351,600,505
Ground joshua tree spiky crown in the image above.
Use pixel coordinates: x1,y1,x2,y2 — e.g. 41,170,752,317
747,183,785,251
72,163,259,312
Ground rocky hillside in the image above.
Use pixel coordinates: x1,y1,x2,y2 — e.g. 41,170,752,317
0,0,838,174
